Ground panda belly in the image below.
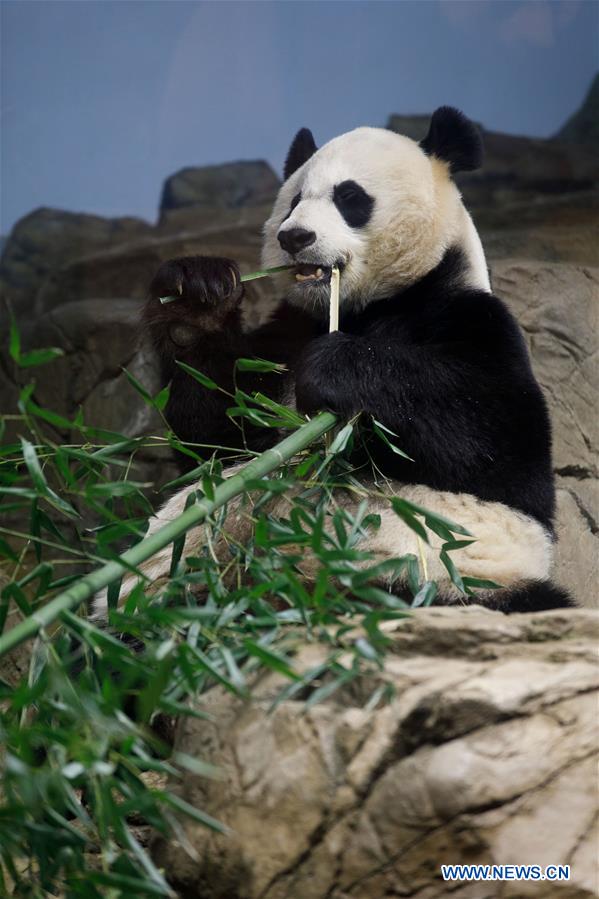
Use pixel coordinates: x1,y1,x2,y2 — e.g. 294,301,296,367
92,466,552,618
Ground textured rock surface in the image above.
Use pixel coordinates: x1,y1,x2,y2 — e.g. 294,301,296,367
556,73,599,145
152,606,599,898
31,224,278,318
0,207,151,310
159,160,280,221
490,260,598,605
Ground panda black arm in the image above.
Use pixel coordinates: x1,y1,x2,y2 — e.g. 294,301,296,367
295,292,555,528
144,256,291,461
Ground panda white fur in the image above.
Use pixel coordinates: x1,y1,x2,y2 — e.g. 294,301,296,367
94,107,572,617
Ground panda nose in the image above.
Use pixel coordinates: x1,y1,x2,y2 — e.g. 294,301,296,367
277,227,316,255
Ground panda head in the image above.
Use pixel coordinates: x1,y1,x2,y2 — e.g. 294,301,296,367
262,106,489,313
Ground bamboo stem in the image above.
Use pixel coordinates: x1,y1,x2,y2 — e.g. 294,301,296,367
0,411,337,658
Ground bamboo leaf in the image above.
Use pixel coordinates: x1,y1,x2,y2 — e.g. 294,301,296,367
176,361,219,390
235,358,286,373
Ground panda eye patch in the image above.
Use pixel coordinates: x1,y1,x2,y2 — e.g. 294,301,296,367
333,180,374,228
282,192,302,223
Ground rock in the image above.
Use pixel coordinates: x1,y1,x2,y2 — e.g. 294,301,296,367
159,160,280,223
0,298,179,491
490,260,598,477
555,484,598,609
490,260,598,605
555,73,599,145
151,606,599,898
0,207,151,310
32,224,278,319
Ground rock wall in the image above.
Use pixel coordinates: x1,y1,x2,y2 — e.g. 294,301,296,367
152,606,599,898
490,260,598,604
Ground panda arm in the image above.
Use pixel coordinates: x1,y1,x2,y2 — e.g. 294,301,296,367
144,257,300,459
295,293,547,472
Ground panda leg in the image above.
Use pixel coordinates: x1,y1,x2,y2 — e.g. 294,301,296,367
431,579,575,613
478,579,576,613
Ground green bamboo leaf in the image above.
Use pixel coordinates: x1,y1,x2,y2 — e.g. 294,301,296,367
252,392,303,426
354,637,380,662
23,398,74,430
218,646,246,691
123,368,154,404
327,422,354,455
20,437,79,518
462,576,502,590
77,871,168,894
19,437,48,495
172,752,221,779
440,548,465,593
243,639,301,682
371,418,414,460
8,313,20,363
154,384,170,411
17,348,64,367
88,481,147,498
162,791,229,834
305,671,353,708
235,357,286,373
390,498,429,543
185,644,245,696
411,581,437,607
441,538,476,552
176,360,219,390
0,538,18,562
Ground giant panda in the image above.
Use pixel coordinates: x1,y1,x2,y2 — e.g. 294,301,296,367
96,106,573,616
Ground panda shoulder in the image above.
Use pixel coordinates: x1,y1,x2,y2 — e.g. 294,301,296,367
437,288,528,351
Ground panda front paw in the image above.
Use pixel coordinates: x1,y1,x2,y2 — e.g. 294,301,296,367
295,332,359,417
150,256,243,323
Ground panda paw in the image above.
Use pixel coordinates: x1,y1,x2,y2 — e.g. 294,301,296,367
295,332,359,417
149,256,243,321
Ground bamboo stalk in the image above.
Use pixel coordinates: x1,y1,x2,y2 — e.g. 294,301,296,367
329,266,340,333
0,411,337,658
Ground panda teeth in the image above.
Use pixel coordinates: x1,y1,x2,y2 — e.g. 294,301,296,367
295,267,325,282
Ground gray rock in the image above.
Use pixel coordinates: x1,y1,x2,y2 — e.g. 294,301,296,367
152,606,599,898
555,485,598,608
490,260,598,605
555,73,599,145
159,160,280,221
32,223,275,315
0,207,151,310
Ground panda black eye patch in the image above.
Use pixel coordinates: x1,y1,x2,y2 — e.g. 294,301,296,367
333,180,374,228
281,192,302,223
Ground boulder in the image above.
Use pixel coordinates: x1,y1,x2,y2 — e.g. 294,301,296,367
159,160,280,223
555,73,599,145
0,207,151,310
490,260,598,606
0,298,179,490
152,605,599,898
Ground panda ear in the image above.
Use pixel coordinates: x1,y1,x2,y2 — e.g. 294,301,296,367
420,107,483,174
284,128,318,180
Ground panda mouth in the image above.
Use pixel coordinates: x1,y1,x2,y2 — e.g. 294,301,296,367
293,261,345,284
294,263,332,284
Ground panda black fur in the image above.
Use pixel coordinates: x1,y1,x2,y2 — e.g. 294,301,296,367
96,107,573,616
